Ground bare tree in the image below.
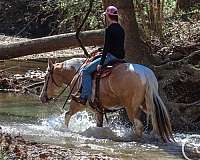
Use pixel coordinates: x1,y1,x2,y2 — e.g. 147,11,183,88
148,0,164,37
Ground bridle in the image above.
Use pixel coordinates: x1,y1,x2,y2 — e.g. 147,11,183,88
46,66,62,88
43,66,63,101
43,58,88,104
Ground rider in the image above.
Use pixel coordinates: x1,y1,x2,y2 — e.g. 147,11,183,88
72,5,125,105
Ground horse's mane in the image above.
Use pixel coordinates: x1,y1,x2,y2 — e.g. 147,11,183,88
63,58,85,71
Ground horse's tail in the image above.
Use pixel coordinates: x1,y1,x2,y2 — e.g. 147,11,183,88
144,68,174,142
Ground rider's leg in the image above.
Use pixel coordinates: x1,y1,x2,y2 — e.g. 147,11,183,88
72,53,118,104
80,53,118,99
80,57,101,100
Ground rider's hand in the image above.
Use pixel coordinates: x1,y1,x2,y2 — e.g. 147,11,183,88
97,65,102,72
90,50,99,57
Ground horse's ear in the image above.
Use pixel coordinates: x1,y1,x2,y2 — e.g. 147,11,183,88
54,58,59,64
48,59,54,69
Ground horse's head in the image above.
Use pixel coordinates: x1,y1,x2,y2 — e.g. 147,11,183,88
40,59,64,103
40,58,85,103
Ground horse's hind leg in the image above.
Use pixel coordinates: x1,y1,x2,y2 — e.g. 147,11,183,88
133,110,144,139
134,114,144,138
125,99,144,139
96,112,103,127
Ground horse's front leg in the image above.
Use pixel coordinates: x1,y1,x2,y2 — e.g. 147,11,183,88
96,112,103,127
64,111,71,127
64,100,85,127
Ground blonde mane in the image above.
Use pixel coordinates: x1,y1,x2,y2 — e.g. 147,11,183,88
63,58,85,71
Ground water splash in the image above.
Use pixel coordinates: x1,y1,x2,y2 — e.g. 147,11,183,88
68,111,96,132
40,113,67,132
40,111,96,132
39,110,134,141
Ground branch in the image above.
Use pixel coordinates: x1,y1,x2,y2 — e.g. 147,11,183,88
154,50,200,70
180,42,200,51
75,0,94,58
23,81,44,89
167,100,200,111
183,64,200,77
16,15,39,36
169,100,200,107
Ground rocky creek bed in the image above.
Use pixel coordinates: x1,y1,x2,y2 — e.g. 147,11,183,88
0,129,118,160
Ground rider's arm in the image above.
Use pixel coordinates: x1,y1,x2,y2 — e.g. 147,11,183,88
100,28,111,65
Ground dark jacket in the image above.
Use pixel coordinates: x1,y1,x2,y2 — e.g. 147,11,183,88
100,23,125,65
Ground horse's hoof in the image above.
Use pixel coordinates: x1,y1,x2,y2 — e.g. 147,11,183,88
132,133,142,142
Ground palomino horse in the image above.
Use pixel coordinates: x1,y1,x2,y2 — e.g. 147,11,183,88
40,58,174,142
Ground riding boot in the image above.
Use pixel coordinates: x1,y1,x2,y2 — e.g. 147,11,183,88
71,94,87,105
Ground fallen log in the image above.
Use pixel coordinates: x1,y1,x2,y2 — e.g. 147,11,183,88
0,29,104,60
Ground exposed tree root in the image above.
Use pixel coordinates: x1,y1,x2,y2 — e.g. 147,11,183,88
149,43,200,131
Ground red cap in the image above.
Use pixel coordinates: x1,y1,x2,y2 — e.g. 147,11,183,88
103,6,118,16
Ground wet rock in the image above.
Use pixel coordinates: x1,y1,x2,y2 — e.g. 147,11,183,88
0,78,10,89
39,152,49,159
14,135,26,144
13,145,21,157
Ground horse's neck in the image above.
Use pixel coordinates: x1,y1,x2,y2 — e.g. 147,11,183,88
61,58,85,84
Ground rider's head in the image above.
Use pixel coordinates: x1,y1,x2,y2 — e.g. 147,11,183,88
103,6,119,23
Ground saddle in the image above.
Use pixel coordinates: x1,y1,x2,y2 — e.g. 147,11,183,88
92,59,126,79
89,56,126,115
85,52,126,79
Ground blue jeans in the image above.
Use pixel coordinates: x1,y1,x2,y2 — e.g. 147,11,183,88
80,53,118,99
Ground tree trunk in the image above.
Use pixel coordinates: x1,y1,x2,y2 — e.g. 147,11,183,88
148,0,164,37
102,0,150,63
0,29,104,60
175,0,192,11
